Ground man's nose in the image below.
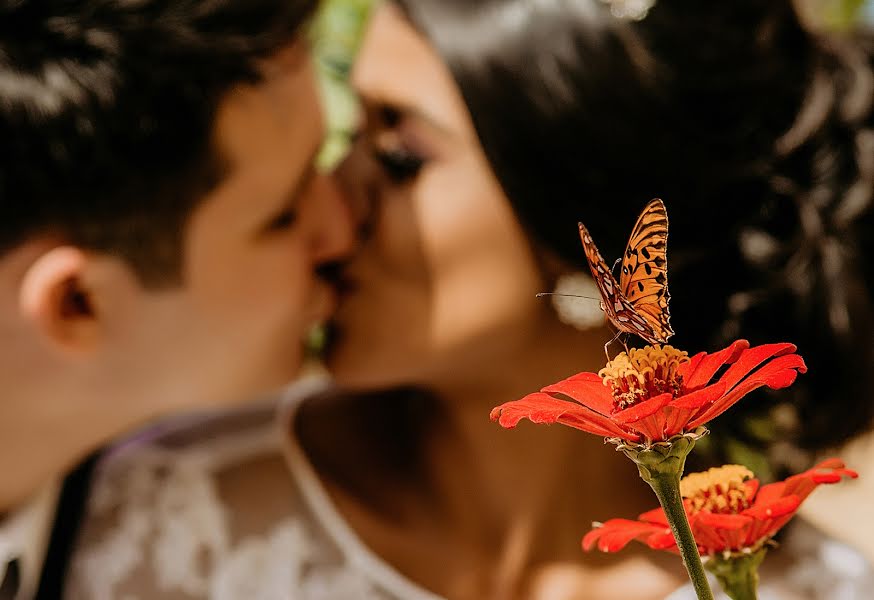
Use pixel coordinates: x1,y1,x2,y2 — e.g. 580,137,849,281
334,141,377,239
303,173,356,263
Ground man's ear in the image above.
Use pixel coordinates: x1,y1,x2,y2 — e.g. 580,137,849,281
18,246,100,353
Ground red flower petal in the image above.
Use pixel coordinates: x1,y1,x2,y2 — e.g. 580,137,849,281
811,472,850,484
808,463,858,484
744,478,761,500
542,371,615,415
686,353,807,429
648,382,725,439
585,459,856,557
743,495,800,520
638,507,669,526
490,392,635,439
662,382,727,437
669,381,727,410
678,351,706,384
691,523,733,552
583,519,665,552
612,392,673,425
751,480,787,507
780,459,858,502
629,413,671,443
681,340,749,389
646,531,678,550
719,343,798,391
813,458,851,470
695,512,751,530
661,405,693,438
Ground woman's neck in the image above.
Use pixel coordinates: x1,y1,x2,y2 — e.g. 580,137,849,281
419,318,643,550
301,316,685,598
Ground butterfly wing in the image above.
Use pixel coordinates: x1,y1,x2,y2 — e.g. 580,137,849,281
618,198,673,342
578,222,659,342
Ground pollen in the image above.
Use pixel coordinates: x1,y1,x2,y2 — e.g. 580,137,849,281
599,345,689,410
680,465,754,514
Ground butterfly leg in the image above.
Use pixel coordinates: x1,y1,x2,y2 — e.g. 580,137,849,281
603,329,624,361
611,257,622,277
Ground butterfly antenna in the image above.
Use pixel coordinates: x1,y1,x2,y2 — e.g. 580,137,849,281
535,292,599,301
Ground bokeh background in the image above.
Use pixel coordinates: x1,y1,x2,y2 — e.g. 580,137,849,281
312,0,874,169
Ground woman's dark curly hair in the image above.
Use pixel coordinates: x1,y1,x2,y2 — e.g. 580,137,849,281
393,0,874,472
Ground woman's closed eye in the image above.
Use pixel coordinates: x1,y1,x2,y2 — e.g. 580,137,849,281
374,144,426,183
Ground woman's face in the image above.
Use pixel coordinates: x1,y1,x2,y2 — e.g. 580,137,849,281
328,3,555,390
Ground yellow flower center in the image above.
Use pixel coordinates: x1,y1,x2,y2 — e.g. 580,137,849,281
680,465,754,514
598,345,689,410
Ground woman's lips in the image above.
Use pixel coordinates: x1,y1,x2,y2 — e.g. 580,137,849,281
314,263,358,358
305,264,358,338
317,260,357,301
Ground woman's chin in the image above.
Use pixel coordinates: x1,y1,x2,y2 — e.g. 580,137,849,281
321,321,384,389
321,324,419,391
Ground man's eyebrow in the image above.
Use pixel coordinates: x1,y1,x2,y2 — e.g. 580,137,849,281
281,144,321,210
256,145,320,236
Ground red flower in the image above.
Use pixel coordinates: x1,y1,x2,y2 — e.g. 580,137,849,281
490,340,806,444
583,459,858,556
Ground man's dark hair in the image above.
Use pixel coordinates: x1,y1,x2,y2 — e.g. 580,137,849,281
0,0,317,284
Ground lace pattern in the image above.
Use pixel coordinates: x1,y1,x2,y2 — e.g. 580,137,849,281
66,401,396,600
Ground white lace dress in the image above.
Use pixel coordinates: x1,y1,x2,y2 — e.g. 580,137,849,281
66,377,874,600
66,376,439,600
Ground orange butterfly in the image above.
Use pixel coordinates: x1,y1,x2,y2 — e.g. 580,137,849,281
578,198,673,345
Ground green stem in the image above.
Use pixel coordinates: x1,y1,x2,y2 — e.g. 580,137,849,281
707,549,766,600
645,471,715,600
615,430,714,600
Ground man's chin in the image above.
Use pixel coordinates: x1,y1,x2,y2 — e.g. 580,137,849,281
306,282,340,327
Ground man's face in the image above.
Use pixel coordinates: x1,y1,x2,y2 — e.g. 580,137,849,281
0,38,355,512
116,42,353,411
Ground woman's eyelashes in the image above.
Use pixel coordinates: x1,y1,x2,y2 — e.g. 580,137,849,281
374,144,426,183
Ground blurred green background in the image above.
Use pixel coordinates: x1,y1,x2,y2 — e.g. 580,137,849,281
821,0,871,27
312,0,373,169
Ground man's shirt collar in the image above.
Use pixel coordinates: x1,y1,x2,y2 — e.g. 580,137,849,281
0,483,60,599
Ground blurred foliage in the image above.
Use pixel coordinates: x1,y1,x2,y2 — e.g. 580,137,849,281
817,0,868,29
798,0,874,28
312,0,374,170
